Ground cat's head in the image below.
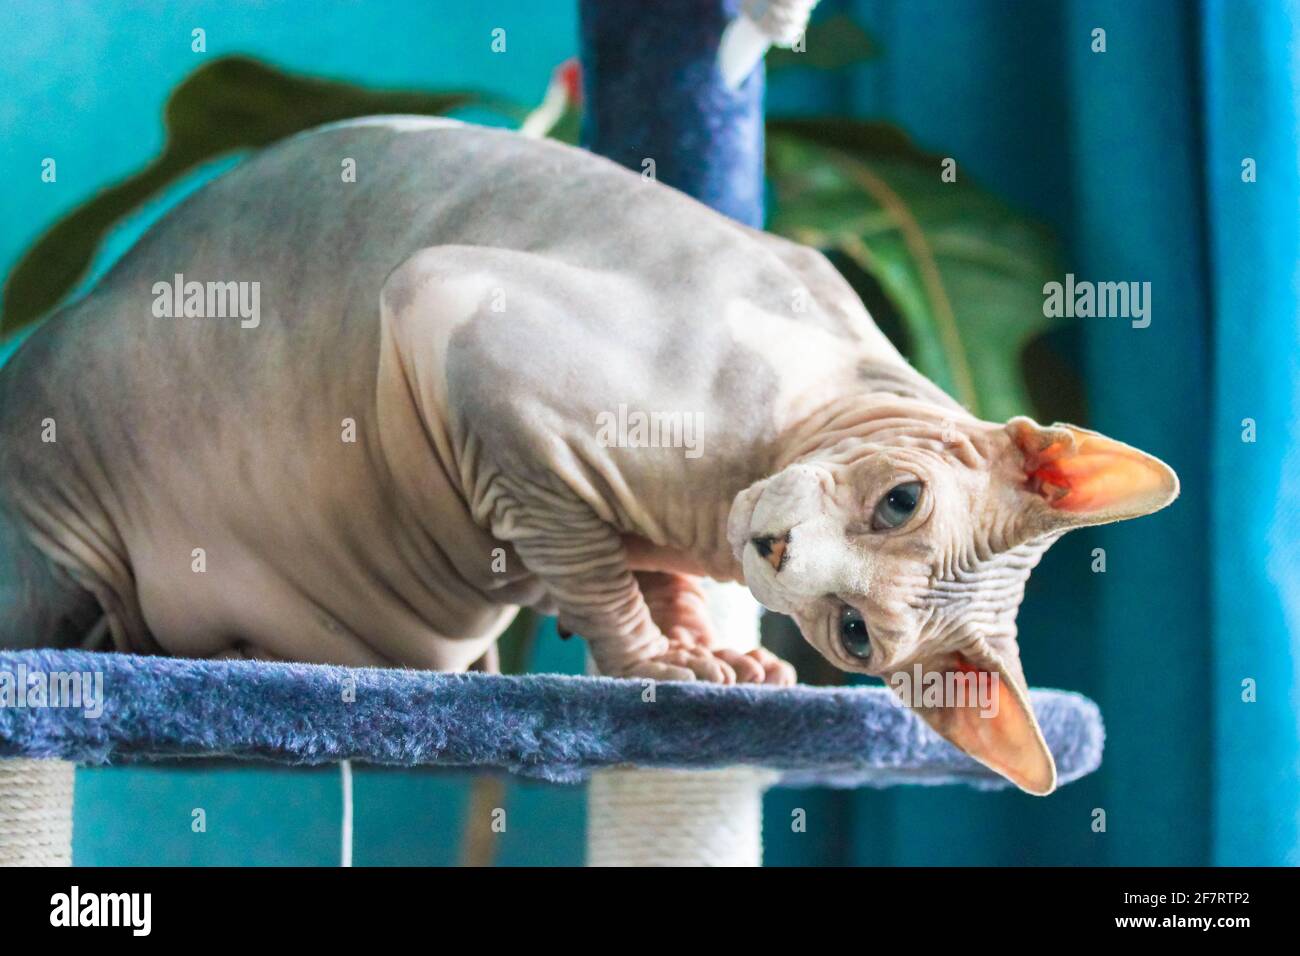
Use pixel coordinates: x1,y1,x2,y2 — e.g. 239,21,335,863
728,412,1178,794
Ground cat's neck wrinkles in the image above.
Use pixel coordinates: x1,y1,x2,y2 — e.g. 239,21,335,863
773,389,982,472
635,378,981,581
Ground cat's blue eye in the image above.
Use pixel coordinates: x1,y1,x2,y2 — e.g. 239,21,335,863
871,480,922,531
839,606,871,660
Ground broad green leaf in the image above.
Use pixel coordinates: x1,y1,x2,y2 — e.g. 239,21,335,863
766,118,1062,421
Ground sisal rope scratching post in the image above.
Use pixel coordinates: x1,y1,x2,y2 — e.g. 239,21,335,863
587,583,778,867
587,765,768,867
0,758,74,866
580,0,814,866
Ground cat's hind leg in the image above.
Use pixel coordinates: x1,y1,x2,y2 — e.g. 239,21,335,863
0,509,106,650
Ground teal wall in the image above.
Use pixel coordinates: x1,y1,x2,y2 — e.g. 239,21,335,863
1,0,576,282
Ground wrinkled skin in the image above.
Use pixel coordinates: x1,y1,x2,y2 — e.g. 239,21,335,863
0,119,1178,793
729,406,1178,793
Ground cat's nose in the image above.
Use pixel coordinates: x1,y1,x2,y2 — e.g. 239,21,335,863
751,531,790,572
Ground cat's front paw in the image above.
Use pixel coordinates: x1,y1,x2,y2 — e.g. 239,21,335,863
619,636,796,686
638,571,718,648
625,572,798,685
621,635,738,684
715,646,797,686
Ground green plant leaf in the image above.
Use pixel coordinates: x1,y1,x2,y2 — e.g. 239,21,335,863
767,14,878,72
543,104,582,146
766,117,1062,421
2,56,499,335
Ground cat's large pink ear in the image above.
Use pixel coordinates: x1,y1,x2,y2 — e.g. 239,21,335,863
889,643,1056,795
1005,417,1179,528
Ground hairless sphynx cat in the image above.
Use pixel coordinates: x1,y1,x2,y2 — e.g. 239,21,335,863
0,118,1177,792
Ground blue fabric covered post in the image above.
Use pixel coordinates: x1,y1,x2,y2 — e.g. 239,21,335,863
579,0,765,228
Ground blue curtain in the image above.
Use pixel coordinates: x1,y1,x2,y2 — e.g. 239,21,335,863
766,0,1299,865
1202,0,1300,866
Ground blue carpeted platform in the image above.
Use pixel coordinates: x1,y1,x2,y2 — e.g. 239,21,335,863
0,649,1103,789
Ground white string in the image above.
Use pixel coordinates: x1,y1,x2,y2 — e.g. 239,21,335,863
339,760,353,868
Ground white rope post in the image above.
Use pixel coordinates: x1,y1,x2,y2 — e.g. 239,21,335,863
0,758,74,867
587,581,777,866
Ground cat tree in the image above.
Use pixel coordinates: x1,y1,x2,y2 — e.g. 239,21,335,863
0,0,1105,867
0,644,1104,865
